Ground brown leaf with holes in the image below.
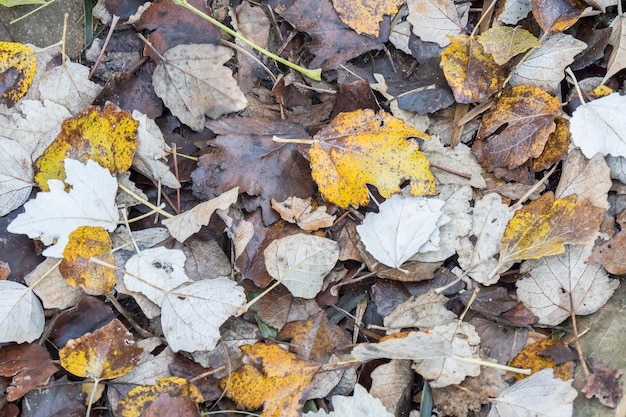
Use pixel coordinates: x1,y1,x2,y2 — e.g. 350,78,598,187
0,343,58,401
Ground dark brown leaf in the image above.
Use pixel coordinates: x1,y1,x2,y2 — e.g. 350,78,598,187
0,344,58,401
531,0,589,33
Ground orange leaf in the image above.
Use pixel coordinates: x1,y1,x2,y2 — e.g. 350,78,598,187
34,102,138,191
59,318,143,380
309,109,435,208
332,0,404,36
500,192,604,263
440,35,507,103
117,376,203,417
221,343,320,417
0,41,35,107
509,339,576,381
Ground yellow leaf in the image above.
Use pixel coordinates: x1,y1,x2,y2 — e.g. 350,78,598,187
0,42,35,107
477,26,541,65
531,117,570,171
59,226,116,295
34,102,138,191
221,343,320,417
309,109,435,208
332,0,404,36
440,35,507,103
117,377,203,417
59,319,143,380
509,339,575,381
500,192,604,262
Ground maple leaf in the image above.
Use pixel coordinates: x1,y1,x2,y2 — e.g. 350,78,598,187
221,343,320,417
0,41,36,107
308,109,435,208
407,0,469,47
332,0,403,37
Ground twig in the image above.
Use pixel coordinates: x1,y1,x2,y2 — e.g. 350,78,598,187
89,14,120,79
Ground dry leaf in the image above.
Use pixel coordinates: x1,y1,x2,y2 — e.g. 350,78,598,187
38,61,102,114
305,384,394,417
0,138,32,216
152,44,248,132
531,0,589,33
497,0,532,24
555,149,611,210
0,41,36,107
384,290,457,332
477,26,540,65
0,281,44,343
369,360,413,415
603,15,626,83
24,257,84,310
117,376,202,417
422,141,487,189
0,343,58,401
271,197,336,231
332,0,404,36
508,339,576,381
407,0,469,47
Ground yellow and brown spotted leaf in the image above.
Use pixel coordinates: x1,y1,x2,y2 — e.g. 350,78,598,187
475,85,561,169
220,343,320,417
309,109,435,208
531,0,588,33
500,192,604,263
440,35,507,104
34,102,138,191
332,0,404,36
509,339,576,381
531,117,571,171
59,226,116,296
0,42,35,107
59,318,143,380
477,26,540,65
117,377,203,417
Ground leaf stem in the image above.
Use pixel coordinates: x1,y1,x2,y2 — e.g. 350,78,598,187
272,135,316,144
118,183,174,218
452,355,531,375
170,0,322,81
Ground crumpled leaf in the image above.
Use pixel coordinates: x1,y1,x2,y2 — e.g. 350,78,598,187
221,343,320,417
163,187,239,242
264,234,339,299
570,92,626,158
352,322,481,388
0,138,32,216
305,384,394,417
488,369,577,417
589,210,626,274
38,61,102,114
117,376,203,417
271,197,336,231
582,358,624,408
8,159,119,258
477,26,540,65
59,318,143,380
152,44,248,132
332,0,403,36
356,195,450,269
531,0,589,33
0,41,36,107
517,244,618,326
0,343,58,401
407,0,469,47
308,109,435,208
441,35,507,103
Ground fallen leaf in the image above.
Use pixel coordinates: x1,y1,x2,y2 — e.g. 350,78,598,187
221,343,320,417
305,384,394,417
530,116,571,171
332,0,403,36
0,343,58,401
152,44,248,132
582,358,624,408
508,340,576,381
33,102,138,191
555,149,611,210
356,195,449,269
21,375,86,417
499,192,603,263
271,197,336,231
369,360,413,415
264,233,339,299
0,138,32,216
477,26,540,65
509,33,587,93
421,141,487,189
476,85,561,169
24,258,84,310
589,211,626,274
469,317,528,365
8,159,119,258
497,0,532,24
117,376,203,417
488,369,577,417
256,284,322,329
440,35,507,103
38,61,102,114
384,290,457,332
0,42,35,107
48,296,116,349
531,0,589,33
517,244,618,326
570,92,626,158
407,0,470,47
309,109,435,208
59,318,143,380
163,187,239,242
603,15,626,83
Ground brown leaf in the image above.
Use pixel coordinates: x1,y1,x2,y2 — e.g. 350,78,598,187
49,296,115,348
531,0,589,33
582,358,624,408
530,117,571,171
257,284,322,330
21,375,85,417
0,344,58,401
589,211,626,274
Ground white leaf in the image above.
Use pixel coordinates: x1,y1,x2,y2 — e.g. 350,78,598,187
384,290,457,332
570,93,626,158
123,246,192,306
422,141,487,189
352,322,481,388
131,110,181,189
606,154,626,184
0,138,33,216
389,21,412,55
357,195,449,269
555,149,611,210
509,33,586,94
264,234,339,299
38,61,102,114
304,384,394,417
163,187,239,242
497,0,531,24
0,280,44,343
153,44,248,132
161,278,246,352
407,0,469,47
603,15,626,84
488,369,577,417
24,258,84,310
517,244,619,326
7,159,119,258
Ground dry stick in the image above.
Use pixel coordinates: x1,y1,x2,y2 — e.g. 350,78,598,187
88,15,120,79
570,305,590,377
118,182,174,219
171,144,181,214
61,13,68,64
511,163,558,211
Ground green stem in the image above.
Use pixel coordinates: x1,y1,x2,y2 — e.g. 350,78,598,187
171,0,322,81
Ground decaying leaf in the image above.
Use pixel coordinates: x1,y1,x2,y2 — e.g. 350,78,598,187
531,0,589,33
384,290,457,332
603,15,626,84
369,360,414,415
407,0,469,47
0,138,32,216
555,149,611,210
38,61,102,114
264,234,339,299
308,109,435,208
152,44,248,132
332,0,403,36
117,376,203,417
582,358,624,408
477,26,540,65
271,197,336,231
508,339,576,381
8,159,119,258
356,195,449,269
0,41,36,107
0,343,58,401
24,257,84,310
305,384,394,417
517,244,618,326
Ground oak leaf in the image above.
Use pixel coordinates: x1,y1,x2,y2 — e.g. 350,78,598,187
440,35,507,103
117,376,202,417
220,343,320,417
407,0,469,47
308,109,435,208
304,384,394,417
475,85,561,169
477,26,540,65
332,0,403,36
0,343,58,401
0,41,36,107
531,0,589,33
